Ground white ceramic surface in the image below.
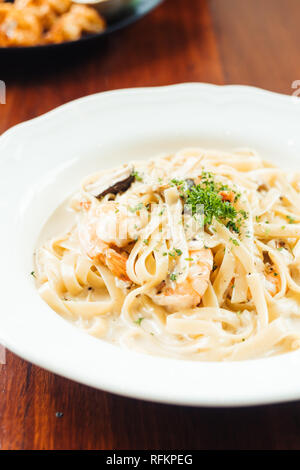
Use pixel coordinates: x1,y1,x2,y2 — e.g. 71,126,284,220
1,83,300,407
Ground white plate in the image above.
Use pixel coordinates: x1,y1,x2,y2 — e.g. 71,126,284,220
1,83,300,407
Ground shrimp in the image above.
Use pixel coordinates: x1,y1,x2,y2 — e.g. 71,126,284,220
0,4,42,46
150,249,213,312
14,0,71,29
78,202,133,282
15,1,56,29
15,0,71,14
46,0,71,14
45,4,105,43
0,0,106,47
80,232,130,283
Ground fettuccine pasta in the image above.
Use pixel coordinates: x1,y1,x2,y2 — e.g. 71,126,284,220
34,148,300,361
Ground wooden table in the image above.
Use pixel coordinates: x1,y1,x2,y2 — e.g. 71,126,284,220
1,0,300,450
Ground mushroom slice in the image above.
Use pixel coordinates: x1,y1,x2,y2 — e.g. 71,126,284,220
86,165,134,199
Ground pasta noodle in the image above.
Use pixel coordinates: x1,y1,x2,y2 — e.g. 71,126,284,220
34,148,300,361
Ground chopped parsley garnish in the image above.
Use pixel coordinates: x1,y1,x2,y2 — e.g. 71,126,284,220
30,271,36,278
169,273,177,281
184,171,248,233
229,238,239,246
286,215,296,224
134,317,144,326
170,178,188,199
166,248,183,257
132,170,143,182
170,178,185,187
129,203,144,213
226,220,240,234
143,238,149,245
185,257,194,262
169,178,193,198
171,248,182,256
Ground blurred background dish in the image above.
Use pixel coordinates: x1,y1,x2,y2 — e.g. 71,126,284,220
0,0,163,51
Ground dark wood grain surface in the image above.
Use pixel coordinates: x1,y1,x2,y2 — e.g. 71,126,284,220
1,0,300,450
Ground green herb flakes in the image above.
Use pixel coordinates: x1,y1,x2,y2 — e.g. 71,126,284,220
286,215,296,224
132,170,143,182
229,238,240,246
184,171,248,233
129,203,144,213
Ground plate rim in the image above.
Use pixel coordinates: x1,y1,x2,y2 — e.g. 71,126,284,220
1,83,300,408
2,82,299,138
